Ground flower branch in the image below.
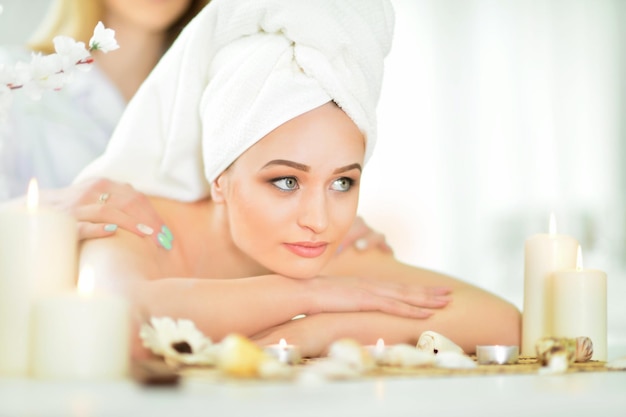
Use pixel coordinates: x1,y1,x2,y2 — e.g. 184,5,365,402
1,21,118,118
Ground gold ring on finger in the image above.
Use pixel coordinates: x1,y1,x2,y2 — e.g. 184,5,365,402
98,192,111,204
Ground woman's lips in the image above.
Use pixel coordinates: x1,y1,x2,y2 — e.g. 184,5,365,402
283,242,328,258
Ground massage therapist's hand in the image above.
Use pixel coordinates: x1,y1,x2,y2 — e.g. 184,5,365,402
338,216,393,255
37,178,170,248
305,275,451,319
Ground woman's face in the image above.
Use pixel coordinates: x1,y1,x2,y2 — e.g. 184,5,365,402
214,102,365,279
102,0,192,33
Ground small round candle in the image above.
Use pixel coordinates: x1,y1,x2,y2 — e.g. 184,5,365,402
30,266,131,379
364,338,388,364
552,246,607,361
264,338,301,365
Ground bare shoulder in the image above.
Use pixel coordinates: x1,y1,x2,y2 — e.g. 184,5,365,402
79,228,171,290
322,247,474,289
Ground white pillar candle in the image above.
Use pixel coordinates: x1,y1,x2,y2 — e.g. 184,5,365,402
521,214,578,356
0,179,77,375
31,266,131,379
552,247,607,361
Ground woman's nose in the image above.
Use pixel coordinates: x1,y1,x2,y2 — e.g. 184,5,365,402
297,190,329,233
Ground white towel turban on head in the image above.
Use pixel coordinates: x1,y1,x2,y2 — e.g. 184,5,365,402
75,0,395,201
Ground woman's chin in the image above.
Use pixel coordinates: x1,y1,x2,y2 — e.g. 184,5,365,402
272,261,326,280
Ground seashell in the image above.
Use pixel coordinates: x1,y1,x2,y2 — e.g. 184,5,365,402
327,338,376,372
434,351,477,369
574,336,593,362
383,344,436,367
416,330,464,355
217,333,269,377
535,337,576,366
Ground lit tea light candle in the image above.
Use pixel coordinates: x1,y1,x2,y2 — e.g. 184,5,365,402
552,246,607,361
0,179,77,375
476,345,519,365
30,265,131,379
521,213,578,356
365,338,388,364
264,338,301,365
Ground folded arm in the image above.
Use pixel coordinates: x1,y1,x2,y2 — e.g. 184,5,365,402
255,248,522,356
79,230,451,357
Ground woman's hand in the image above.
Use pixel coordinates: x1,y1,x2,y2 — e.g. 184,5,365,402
338,216,392,254
37,178,170,248
303,275,452,319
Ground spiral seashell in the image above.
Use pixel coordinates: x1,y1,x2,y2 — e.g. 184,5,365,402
434,351,477,369
384,344,436,367
575,336,593,362
416,330,464,355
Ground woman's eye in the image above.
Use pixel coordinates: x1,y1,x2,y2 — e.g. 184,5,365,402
331,177,353,192
272,177,299,191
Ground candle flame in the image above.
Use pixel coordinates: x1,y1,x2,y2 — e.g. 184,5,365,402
549,212,557,235
376,338,385,349
77,265,96,296
279,338,287,348
576,245,583,270
26,178,39,212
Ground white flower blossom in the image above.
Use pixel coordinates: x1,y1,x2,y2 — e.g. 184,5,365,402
53,36,91,74
139,317,218,367
20,53,67,100
89,21,119,53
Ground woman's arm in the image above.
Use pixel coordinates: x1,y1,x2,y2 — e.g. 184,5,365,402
252,305,520,358
264,248,520,356
252,275,521,357
79,229,451,356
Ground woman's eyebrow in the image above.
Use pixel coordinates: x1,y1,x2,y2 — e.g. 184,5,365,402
333,163,362,174
261,160,362,174
262,160,310,172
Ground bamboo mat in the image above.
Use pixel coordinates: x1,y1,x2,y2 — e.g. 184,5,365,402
175,356,621,384
364,356,613,379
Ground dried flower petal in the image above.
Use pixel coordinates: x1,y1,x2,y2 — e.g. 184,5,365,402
139,316,217,366
327,338,375,372
535,337,576,366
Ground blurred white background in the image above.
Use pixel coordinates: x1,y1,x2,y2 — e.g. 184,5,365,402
1,0,624,356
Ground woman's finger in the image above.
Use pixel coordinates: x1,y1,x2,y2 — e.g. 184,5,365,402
76,221,118,241
47,178,172,249
338,216,393,254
